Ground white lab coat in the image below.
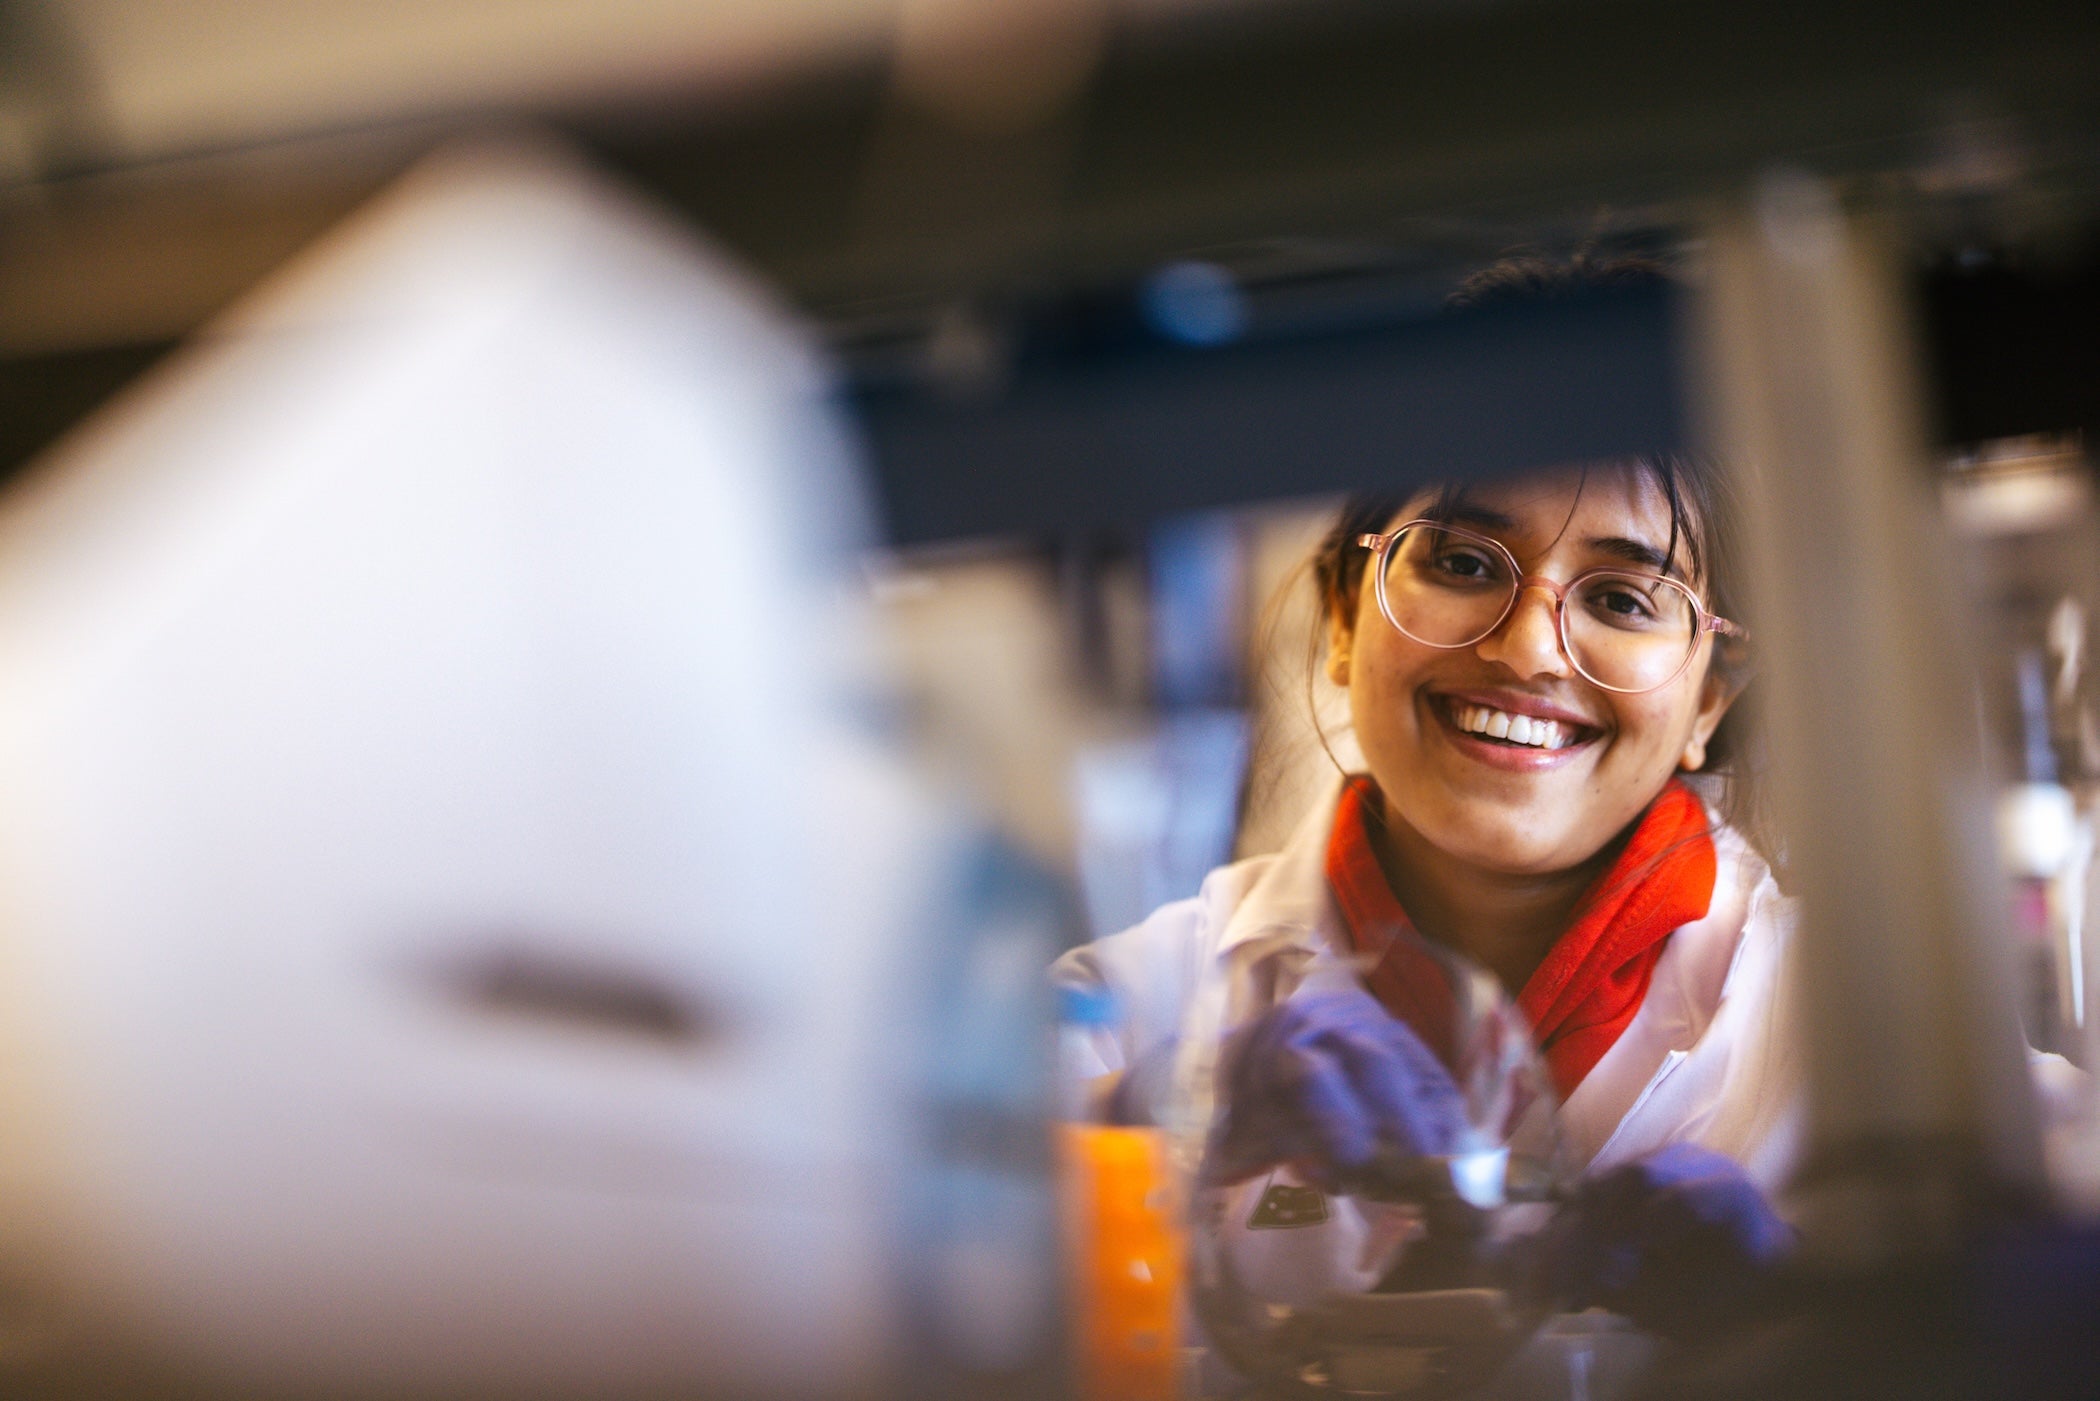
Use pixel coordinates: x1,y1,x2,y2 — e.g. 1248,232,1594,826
1052,776,1805,1302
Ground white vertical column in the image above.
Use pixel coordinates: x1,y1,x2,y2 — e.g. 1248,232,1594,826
1691,170,2042,1266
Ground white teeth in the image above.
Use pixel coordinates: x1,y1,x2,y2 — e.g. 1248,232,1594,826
1454,703,1573,750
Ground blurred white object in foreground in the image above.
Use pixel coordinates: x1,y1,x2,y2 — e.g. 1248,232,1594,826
0,141,1060,1397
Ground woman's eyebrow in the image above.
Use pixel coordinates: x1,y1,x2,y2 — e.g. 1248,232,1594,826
1434,510,1683,576
1431,503,1518,531
1586,534,1676,573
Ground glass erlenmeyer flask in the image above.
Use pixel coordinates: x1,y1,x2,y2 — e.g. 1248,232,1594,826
1171,921,1571,1397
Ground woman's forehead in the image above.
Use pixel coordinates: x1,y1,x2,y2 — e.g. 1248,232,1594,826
1394,464,1683,555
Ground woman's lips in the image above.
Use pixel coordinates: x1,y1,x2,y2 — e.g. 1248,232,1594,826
1429,693,1598,771
1436,688,1597,731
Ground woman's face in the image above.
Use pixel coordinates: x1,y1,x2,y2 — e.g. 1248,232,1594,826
1327,466,1739,877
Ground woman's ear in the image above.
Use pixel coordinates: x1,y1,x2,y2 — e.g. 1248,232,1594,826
1324,600,1355,688
1679,650,1747,772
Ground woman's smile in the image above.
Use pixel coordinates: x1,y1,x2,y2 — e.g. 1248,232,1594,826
1425,687,1604,771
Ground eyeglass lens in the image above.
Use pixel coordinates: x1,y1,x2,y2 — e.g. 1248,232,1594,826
1381,526,1699,692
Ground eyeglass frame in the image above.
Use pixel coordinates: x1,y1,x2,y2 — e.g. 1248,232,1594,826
1354,519,1749,695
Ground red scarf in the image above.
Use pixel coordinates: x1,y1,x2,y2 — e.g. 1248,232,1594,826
1324,776,1716,1100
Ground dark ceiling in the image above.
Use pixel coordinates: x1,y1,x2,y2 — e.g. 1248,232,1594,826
4,0,2099,541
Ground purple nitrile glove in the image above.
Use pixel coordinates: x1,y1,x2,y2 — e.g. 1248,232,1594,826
1207,987,1471,1192
1541,1142,1795,1338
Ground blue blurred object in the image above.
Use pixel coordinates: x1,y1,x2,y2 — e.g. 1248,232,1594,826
1147,512,1244,712
901,832,1078,1393
1056,982,1120,1029
1071,708,1248,940
1054,980,1124,1123
1140,261,1248,347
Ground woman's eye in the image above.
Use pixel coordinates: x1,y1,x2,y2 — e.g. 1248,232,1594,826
1432,550,1496,581
1589,584,1659,622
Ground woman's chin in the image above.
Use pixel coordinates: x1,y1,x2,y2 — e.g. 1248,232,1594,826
1424,815,1589,879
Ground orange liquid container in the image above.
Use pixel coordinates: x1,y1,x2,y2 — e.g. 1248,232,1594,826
1060,1125,1185,1401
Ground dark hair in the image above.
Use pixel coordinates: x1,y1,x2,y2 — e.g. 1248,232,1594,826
1306,453,1770,862
1443,248,1672,311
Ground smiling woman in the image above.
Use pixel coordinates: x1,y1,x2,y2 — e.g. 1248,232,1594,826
1312,462,1757,993
1051,262,1805,1364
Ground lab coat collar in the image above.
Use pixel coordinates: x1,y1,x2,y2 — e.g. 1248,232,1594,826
1215,774,1351,960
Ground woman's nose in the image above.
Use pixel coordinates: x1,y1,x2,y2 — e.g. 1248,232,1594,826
1474,584,1574,679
